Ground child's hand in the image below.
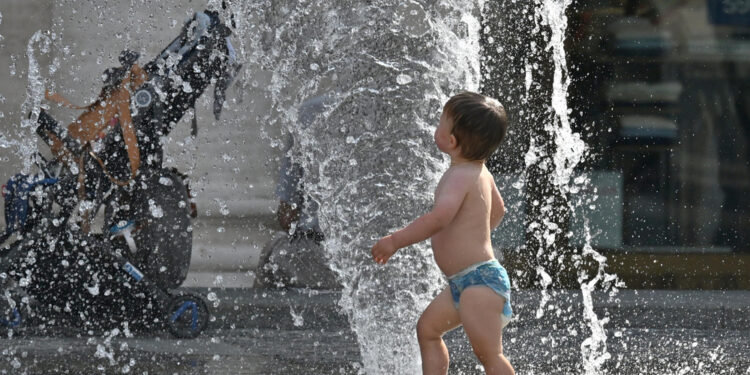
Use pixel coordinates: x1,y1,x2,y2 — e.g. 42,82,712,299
371,235,397,265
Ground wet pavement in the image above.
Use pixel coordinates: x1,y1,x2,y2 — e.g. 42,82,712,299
1,326,747,374
0,329,361,374
1,289,748,374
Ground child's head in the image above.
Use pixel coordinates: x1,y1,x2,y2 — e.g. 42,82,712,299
441,91,507,161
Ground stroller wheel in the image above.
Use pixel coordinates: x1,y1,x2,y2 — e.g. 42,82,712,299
165,293,209,338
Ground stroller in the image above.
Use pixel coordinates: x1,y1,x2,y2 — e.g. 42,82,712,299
0,9,241,338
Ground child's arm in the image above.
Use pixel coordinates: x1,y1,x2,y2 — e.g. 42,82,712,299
372,170,468,265
489,178,505,229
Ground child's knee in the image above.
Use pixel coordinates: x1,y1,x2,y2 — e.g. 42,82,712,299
416,316,440,341
467,331,504,362
473,348,503,368
415,316,430,340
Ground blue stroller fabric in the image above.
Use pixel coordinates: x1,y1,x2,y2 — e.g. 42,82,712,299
1,174,58,243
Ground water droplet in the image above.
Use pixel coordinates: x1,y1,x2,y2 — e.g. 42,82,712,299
396,74,412,85
148,200,163,218
86,283,99,296
290,306,304,327
182,81,193,93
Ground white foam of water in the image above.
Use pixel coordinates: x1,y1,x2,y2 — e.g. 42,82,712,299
14,31,51,173
229,1,485,373
537,1,617,373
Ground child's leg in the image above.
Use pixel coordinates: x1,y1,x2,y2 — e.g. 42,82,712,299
416,287,461,375
458,287,514,375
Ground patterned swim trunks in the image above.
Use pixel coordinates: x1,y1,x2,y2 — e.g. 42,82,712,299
448,259,513,328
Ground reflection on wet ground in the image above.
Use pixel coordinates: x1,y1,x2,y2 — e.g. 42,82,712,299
1,326,748,374
1,289,748,374
0,329,359,374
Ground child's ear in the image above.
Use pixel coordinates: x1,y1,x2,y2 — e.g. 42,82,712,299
449,134,458,149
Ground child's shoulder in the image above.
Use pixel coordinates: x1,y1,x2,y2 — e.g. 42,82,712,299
441,163,486,186
445,163,477,177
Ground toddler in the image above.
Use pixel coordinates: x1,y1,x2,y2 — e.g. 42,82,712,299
371,91,513,375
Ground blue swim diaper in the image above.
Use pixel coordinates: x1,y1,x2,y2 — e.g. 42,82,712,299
448,259,513,328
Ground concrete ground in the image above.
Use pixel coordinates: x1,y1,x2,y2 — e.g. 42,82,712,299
1,183,748,374
2,211,749,374
1,288,748,374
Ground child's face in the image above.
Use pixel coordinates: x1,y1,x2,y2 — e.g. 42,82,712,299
434,111,456,154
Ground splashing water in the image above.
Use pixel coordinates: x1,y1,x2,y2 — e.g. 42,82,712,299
226,0,484,373
534,1,617,374
1,1,658,373
224,0,622,372
16,31,52,173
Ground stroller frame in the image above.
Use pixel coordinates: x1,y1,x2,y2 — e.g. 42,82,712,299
0,9,240,338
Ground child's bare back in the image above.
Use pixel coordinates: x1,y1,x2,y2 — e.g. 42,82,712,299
430,162,504,277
